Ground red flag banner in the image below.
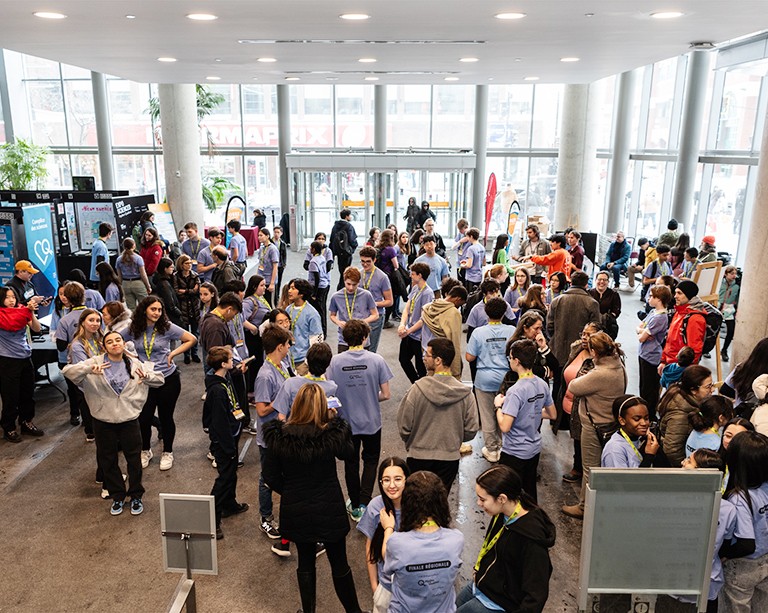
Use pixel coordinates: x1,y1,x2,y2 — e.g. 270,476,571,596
484,172,497,245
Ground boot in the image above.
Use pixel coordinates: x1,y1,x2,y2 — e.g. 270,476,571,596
297,570,316,613
332,568,362,613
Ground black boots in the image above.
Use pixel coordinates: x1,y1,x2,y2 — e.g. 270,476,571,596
297,570,316,613
332,568,362,613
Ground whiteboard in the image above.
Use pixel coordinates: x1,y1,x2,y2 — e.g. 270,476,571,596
75,201,118,250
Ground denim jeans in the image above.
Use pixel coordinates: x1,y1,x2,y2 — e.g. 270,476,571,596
368,315,384,353
258,445,274,519
456,583,497,612
721,553,768,612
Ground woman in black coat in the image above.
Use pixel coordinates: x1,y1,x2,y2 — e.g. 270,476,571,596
151,258,183,326
263,383,364,613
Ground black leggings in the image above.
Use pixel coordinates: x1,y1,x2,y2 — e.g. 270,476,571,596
139,370,181,452
399,336,426,383
296,539,350,575
722,319,735,353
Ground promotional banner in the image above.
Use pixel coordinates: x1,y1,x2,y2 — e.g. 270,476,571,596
112,195,152,244
23,203,58,313
76,202,119,250
224,196,246,247
484,172,497,245
149,201,177,244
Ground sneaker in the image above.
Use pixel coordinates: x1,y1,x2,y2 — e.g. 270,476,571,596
110,500,124,516
481,446,500,463
3,430,21,444
562,504,584,519
100,488,110,499
130,498,144,515
206,451,215,461
222,503,249,518
346,501,365,522
562,470,583,483
315,543,326,558
20,421,44,437
260,519,281,539
160,452,174,471
459,442,473,455
141,449,153,468
243,424,258,436
69,415,81,426
192,355,201,364
216,526,224,540
201,392,207,401
722,351,730,362
85,433,95,443
382,321,395,329
271,541,291,557
703,352,712,359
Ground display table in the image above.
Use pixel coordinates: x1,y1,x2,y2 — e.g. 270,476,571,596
204,226,260,256
31,315,66,401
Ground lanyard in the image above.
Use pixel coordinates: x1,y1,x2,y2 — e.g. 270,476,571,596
143,328,157,359
72,305,86,312
474,503,522,572
221,382,239,410
191,239,202,257
363,267,376,290
619,429,642,459
408,285,426,326
489,321,502,325
710,426,720,436
304,374,325,382
266,357,290,380
258,295,271,310
233,315,243,340
421,520,437,528
722,468,729,494
85,337,102,357
344,290,357,320
518,370,534,379
435,371,452,376
289,303,306,331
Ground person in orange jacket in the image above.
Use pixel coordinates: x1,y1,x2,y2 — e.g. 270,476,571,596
658,280,707,374
524,234,572,281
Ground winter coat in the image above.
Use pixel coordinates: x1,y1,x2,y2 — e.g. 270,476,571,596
546,288,601,366
659,388,699,468
211,261,238,296
151,272,183,325
173,271,201,326
204,374,241,458
605,240,631,268
661,297,707,365
569,353,627,424
397,374,479,461
415,205,436,229
474,507,556,613
263,417,355,543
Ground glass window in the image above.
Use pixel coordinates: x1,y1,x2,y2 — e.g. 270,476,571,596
114,154,157,195
703,164,749,255
242,84,279,148
387,85,431,149
60,63,91,79
431,85,474,148
206,85,242,147
43,153,72,189
594,76,616,150
291,85,334,148
22,55,60,79
301,85,333,116
528,157,558,221
635,161,666,238
487,85,534,149
717,67,763,151
64,80,97,146
108,80,155,147
245,156,280,222
485,156,531,238
26,80,68,146
531,85,562,149
71,154,101,188
335,85,374,148
645,58,678,149
0,95,5,144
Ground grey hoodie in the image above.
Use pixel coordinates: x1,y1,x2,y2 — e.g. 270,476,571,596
397,374,479,461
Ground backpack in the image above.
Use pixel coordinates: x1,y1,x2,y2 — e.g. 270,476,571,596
333,222,353,255
681,302,724,354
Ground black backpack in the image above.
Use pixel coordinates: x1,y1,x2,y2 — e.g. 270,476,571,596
681,302,724,354
333,222,353,255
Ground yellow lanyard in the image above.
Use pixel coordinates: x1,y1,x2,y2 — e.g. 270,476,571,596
344,290,357,320
363,267,376,290
489,321,502,325
421,520,438,528
72,305,86,313
266,357,290,380
722,468,729,494
518,370,534,379
709,426,720,436
85,337,102,357
191,239,202,257
258,295,271,310
289,303,306,331
474,503,522,572
619,429,642,459
348,345,364,351
221,382,239,410
408,285,426,326
304,374,325,382
143,328,157,359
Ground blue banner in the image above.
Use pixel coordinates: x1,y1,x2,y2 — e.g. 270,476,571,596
23,203,58,311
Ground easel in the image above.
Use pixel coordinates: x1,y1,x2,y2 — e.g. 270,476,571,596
693,261,724,383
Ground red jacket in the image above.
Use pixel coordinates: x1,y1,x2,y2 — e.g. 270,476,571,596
140,243,164,276
661,301,707,365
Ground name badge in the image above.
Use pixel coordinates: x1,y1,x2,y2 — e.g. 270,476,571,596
235,339,244,347
232,408,245,421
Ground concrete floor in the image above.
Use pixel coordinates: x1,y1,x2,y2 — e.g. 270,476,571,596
0,248,731,613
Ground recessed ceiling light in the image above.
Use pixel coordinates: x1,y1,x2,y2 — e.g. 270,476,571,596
326,77,339,81
206,76,221,81
524,76,539,81
495,12,526,20
285,77,300,81
187,13,218,21
157,57,177,63
365,76,379,81
585,13,595,17
257,57,277,63
444,77,459,81
459,57,479,63
125,15,136,19
561,57,580,62
651,11,684,19
340,13,370,20
215,58,222,62
358,58,377,63
33,11,67,19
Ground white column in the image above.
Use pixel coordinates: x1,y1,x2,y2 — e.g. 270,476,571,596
158,84,204,232
554,82,601,231
91,72,115,190
471,85,489,230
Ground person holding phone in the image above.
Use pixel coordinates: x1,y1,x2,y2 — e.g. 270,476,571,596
601,395,664,468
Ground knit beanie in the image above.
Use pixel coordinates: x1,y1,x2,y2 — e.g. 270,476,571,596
702,235,716,246
677,280,698,300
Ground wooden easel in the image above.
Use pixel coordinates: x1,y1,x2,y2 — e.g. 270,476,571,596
693,260,724,383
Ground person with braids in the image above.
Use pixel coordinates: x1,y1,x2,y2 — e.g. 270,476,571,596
68,308,105,442
357,457,410,613
601,396,663,468
380,471,464,613
456,465,555,613
122,296,197,471
63,330,164,516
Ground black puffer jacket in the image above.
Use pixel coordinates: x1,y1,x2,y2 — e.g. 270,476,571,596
263,417,355,543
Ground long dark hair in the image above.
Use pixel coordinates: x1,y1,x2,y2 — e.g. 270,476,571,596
129,296,170,337
476,465,541,512
492,234,509,266
689,396,734,431
718,417,756,459
724,431,768,511
368,457,410,565
121,238,137,265
96,261,124,302
200,282,219,310
399,471,451,532
102,330,133,378
731,338,768,404
142,226,160,247
245,275,265,298
658,365,711,417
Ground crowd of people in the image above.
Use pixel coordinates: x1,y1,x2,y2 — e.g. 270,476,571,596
1,205,766,613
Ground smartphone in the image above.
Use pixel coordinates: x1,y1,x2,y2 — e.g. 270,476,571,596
327,396,342,410
648,421,661,439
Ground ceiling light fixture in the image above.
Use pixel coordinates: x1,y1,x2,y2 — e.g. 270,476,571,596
206,76,221,81
340,13,370,20
125,15,136,19
459,57,479,63
187,13,218,21
215,58,222,62
257,57,277,63
358,58,377,63
524,76,539,81
157,57,177,62
561,57,580,62
445,77,460,81
650,11,684,19
365,76,379,81
495,12,526,20
285,77,300,81
33,11,67,19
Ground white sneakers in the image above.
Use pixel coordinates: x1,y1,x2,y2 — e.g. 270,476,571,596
160,452,174,471
482,446,501,463
141,449,153,468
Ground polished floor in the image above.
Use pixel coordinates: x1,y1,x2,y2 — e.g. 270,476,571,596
0,249,730,613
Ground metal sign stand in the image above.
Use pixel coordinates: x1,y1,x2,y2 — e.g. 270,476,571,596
163,530,215,613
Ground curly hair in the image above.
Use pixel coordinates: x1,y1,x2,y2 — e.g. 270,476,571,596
129,295,170,337
399,471,451,532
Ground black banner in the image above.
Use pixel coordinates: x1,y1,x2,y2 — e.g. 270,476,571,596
112,195,154,244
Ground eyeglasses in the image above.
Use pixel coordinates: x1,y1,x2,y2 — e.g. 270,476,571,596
699,383,714,390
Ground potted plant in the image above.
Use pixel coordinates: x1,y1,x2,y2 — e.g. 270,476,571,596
0,138,50,189
202,174,241,213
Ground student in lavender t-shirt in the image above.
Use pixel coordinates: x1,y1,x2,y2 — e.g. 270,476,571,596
397,262,434,384
180,222,210,263
359,246,393,353
637,284,671,419
466,279,515,340
273,342,337,421
226,220,249,267
328,267,378,352
253,325,294,537
413,236,450,297
307,240,332,337
196,229,223,283
381,471,464,613
121,296,197,471
460,227,486,292
327,320,392,522
257,227,280,305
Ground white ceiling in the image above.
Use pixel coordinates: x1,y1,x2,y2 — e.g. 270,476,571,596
1,1,766,85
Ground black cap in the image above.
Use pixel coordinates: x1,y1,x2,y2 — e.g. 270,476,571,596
668,218,679,230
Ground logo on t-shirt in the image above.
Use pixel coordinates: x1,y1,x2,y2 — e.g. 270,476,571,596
341,365,368,372
405,560,452,572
